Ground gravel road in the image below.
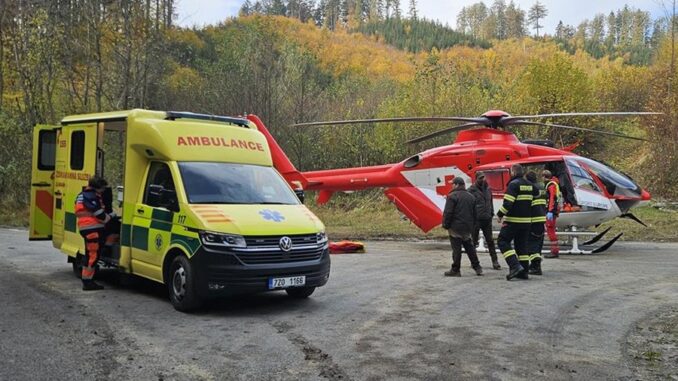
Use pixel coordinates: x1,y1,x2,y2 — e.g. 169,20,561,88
0,227,676,380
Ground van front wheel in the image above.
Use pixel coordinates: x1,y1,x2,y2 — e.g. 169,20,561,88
167,256,202,312
285,286,316,299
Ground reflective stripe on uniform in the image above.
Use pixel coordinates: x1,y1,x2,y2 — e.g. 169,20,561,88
518,255,531,261
499,206,508,214
531,216,547,222
503,249,516,258
517,195,534,201
529,253,542,261
503,194,516,202
504,216,532,223
519,185,533,191
531,199,547,205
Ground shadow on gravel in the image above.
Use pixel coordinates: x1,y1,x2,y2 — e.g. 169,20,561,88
94,269,324,317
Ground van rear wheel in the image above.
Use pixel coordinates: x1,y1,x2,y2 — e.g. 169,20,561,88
285,286,316,299
167,256,202,312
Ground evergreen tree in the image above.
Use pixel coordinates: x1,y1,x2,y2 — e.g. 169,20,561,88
240,0,253,16
528,1,547,37
392,0,401,19
491,0,507,39
505,1,525,38
408,0,417,20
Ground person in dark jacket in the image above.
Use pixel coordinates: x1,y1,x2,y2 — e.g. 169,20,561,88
442,177,483,277
468,173,501,270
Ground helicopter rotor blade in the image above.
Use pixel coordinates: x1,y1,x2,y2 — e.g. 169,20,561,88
505,112,662,123
405,122,485,145
513,121,649,141
291,116,486,128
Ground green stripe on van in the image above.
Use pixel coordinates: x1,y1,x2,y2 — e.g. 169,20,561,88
151,220,172,232
65,212,77,232
131,225,149,251
152,208,173,223
121,224,132,246
171,233,201,255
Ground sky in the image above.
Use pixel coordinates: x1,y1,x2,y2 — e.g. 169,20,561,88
176,1,669,33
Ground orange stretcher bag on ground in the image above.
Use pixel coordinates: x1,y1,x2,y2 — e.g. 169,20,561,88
329,240,366,254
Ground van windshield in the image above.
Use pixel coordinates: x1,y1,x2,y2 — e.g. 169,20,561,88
178,162,300,205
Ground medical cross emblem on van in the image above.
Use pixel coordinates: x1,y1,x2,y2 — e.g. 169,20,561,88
260,209,285,222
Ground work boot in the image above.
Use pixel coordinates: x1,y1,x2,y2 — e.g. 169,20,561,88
492,261,502,270
473,266,484,276
444,269,461,277
529,261,542,275
516,269,529,280
82,280,104,291
506,265,525,281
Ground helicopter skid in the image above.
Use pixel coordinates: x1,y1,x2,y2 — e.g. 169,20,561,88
476,226,622,255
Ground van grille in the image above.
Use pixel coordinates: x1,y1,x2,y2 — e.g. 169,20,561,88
233,234,325,265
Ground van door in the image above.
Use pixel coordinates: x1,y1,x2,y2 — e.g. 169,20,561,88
131,162,179,281
29,125,57,240
53,123,99,255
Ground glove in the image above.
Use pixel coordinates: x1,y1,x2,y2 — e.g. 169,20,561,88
546,212,554,221
109,211,118,219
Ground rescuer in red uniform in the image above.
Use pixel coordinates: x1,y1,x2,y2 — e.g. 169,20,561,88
74,176,115,291
542,170,561,258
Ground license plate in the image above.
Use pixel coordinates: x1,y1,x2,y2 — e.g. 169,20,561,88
268,276,306,289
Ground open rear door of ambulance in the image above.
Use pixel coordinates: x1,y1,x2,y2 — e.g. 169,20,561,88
29,125,58,240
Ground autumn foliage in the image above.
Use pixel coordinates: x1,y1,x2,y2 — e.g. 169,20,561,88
0,3,676,208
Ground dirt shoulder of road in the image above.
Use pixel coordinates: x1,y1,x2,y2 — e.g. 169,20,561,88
625,306,678,380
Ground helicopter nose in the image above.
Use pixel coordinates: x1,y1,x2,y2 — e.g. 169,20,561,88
641,189,651,200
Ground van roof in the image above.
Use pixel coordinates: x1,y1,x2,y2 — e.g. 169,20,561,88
61,109,251,128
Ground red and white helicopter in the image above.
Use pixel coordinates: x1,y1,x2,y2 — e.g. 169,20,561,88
247,110,657,254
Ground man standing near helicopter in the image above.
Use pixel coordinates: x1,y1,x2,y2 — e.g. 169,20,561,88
496,164,538,280
542,170,561,258
468,173,501,270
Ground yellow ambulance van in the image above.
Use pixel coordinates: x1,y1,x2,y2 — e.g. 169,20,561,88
29,109,330,311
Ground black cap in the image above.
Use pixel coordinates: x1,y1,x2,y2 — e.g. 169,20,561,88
452,177,465,186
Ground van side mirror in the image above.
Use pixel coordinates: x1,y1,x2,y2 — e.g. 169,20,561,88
294,189,305,204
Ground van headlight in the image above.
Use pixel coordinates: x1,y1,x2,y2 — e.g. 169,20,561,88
316,231,328,245
200,231,247,248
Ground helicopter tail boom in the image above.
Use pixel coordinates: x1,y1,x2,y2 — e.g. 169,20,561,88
248,114,309,190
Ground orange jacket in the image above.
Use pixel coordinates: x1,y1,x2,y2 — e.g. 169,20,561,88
75,187,109,231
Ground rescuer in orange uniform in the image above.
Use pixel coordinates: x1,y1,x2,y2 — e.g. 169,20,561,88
542,170,561,258
74,176,115,291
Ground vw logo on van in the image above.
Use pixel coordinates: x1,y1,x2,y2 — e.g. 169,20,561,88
279,236,293,252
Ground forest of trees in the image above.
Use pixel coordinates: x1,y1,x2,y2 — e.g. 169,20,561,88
0,0,676,218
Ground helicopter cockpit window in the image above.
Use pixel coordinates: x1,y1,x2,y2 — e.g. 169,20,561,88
574,158,642,198
565,159,602,193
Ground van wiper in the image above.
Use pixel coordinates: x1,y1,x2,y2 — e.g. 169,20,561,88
260,202,288,205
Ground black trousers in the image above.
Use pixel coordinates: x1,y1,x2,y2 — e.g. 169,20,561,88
527,222,545,264
497,222,530,270
472,218,498,260
449,236,481,272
